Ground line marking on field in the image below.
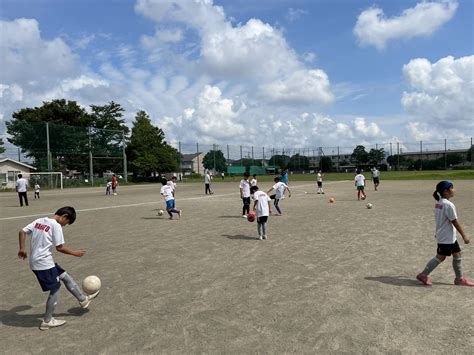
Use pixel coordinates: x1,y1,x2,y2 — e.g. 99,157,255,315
0,181,349,222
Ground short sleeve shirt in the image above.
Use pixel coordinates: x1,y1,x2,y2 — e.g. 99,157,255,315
355,174,365,186
434,198,458,244
204,174,211,184
316,173,322,182
16,178,28,192
240,179,250,198
160,185,174,201
23,217,64,270
273,182,288,199
250,178,257,187
255,192,271,217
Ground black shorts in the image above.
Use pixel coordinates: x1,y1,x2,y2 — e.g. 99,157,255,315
373,177,380,184
257,216,268,223
270,194,276,200
437,241,461,256
317,181,322,187
32,263,65,292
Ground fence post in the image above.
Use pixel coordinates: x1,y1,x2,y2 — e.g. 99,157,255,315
337,146,340,172
123,130,128,183
178,141,182,179
240,145,242,165
444,139,447,170
46,122,52,172
397,142,400,171
88,126,94,186
196,143,200,175
420,140,423,171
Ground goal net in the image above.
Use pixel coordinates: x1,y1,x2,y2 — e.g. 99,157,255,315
26,172,63,190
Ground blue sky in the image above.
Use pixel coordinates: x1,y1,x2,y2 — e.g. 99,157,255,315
1,0,473,153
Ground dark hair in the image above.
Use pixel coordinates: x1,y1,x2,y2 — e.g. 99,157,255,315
356,169,361,174
253,174,257,177
161,178,168,186
18,174,23,178
244,172,250,178
250,186,259,194
55,206,76,224
274,176,280,182
171,176,177,180
433,181,453,201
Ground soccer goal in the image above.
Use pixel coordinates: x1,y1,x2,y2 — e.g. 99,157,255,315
27,172,64,190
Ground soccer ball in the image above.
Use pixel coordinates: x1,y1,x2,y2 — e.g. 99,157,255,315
158,209,164,216
329,197,335,203
361,195,366,200
82,275,101,295
247,211,256,222
366,203,373,209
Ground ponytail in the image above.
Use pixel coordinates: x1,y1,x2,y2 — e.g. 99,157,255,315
433,191,440,201
433,180,453,201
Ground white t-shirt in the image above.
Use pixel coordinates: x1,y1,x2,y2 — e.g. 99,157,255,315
160,185,174,201
434,198,458,244
16,178,28,192
255,191,271,217
22,217,64,271
250,178,257,187
273,181,288,199
316,173,322,182
35,184,40,192
372,169,380,178
167,180,176,191
355,174,365,186
204,174,211,184
240,179,250,198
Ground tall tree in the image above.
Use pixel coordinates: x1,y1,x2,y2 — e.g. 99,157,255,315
351,145,369,165
288,154,309,171
368,148,385,165
0,138,5,155
269,154,290,168
203,149,227,172
126,111,179,176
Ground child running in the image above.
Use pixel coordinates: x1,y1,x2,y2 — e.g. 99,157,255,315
416,181,473,286
316,170,324,194
251,185,271,240
239,172,251,218
354,170,367,200
160,178,181,219
267,176,291,216
17,206,99,330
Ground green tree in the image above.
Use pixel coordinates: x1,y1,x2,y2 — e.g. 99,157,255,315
269,154,290,168
351,145,369,165
368,148,385,165
0,137,5,154
126,111,179,176
288,154,309,171
319,156,333,172
203,149,227,172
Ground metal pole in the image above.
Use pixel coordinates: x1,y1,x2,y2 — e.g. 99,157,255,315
46,122,52,171
390,142,393,157
240,146,242,165
18,148,21,162
89,126,94,186
251,146,254,166
337,146,340,172
397,142,400,171
420,140,423,171
213,144,216,173
123,130,128,183
196,143,200,175
178,141,182,179
444,139,447,170
227,144,230,161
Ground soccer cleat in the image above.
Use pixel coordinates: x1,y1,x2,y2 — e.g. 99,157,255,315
39,318,66,331
416,274,432,286
454,277,474,286
79,290,100,308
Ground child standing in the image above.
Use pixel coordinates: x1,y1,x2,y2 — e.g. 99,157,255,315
17,206,99,330
160,178,181,219
267,176,291,216
251,185,271,240
34,182,41,199
105,181,112,195
239,172,251,218
316,170,324,194
354,170,367,200
416,181,473,286
250,174,258,187
111,174,117,195
204,171,213,195
371,167,380,191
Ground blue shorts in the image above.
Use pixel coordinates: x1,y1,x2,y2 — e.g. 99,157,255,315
32,263,65,292
166,199,175,209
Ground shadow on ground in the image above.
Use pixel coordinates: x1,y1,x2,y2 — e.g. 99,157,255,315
222,234,257,241
0,305,88,328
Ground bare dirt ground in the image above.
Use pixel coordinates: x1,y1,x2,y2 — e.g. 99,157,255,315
1,179,473,354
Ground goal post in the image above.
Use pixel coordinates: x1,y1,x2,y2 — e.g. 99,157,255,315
26,172,63,190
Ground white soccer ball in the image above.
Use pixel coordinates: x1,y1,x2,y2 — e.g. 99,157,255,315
82,275,101,295
366,203,373,209
158,209,164,216
361,195,366,200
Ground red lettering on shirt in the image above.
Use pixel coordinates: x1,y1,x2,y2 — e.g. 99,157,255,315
34,223,51,232
434,204,443,209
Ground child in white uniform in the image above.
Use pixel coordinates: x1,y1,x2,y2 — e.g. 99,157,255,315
251,186,271,240
267,176,291,216
416,181,473,286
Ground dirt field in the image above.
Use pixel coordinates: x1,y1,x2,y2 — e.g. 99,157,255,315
1,179,473,354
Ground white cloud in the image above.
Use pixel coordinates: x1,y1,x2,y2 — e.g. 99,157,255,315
286,8,309,23
354,0,458,50
402,55,474,139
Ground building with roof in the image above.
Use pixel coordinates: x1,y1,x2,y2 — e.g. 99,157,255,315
181,152,205,175
0,158,37,189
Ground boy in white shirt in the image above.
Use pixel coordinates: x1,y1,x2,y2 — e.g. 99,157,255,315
267,176,291,216
160,178,181,219
239,172,251,218
16,173,29,207
34,182,41,199
250,174,258,187
18,206,99,330
316,170,324,194
416,181,473,286
251,186,271,240
354,170,367,200
371,167,380,191
204,171,213,195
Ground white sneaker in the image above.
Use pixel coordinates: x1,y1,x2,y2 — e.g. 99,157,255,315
39,318,66,331
258,235,263,240
263,235,267,240
79,290,100,309
242,215,247,218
